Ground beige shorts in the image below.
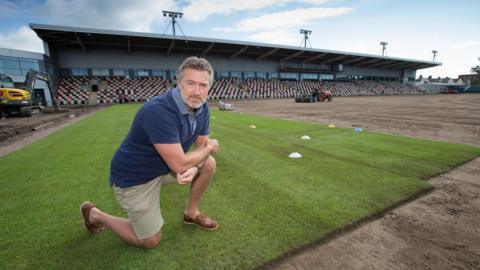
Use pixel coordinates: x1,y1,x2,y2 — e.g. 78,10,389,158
113,173,176,239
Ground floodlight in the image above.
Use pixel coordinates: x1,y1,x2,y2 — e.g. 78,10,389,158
162,10,185,37
300,29,312,48
380,41,388,56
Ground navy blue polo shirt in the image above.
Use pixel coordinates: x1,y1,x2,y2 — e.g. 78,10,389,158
110,88,210,188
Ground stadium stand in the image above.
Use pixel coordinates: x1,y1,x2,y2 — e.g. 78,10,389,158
56,76,169,105
242,78,294,99
55,75,431,105
209,78,239,100
97,77,168,104
27,24,442,107
56,76,91,105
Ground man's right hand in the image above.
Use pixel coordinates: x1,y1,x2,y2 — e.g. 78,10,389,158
206,139,220,154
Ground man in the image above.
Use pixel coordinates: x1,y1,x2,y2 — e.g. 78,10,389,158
311,88,319,103
80,56,220,249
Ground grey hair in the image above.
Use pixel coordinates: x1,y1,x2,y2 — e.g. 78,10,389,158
177,56,214,88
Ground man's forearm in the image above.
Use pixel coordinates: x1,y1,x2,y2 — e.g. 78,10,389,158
181,146,212,172
154,138,218,174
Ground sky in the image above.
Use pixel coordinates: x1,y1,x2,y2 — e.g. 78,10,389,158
1,0,479,78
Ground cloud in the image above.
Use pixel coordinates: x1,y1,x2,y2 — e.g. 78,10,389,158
1,1,180,53
215,7,353,33
0,0,37,17
451,41,480,49
248,29,298,45
0,1,16,16
337,42,372,54
40,0,178,32
183,0,330,22
214,6,353,46
0,26,44,53
373,18,382,32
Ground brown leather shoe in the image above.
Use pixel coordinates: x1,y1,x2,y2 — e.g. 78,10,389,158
183,212,219,230
80,201,104,234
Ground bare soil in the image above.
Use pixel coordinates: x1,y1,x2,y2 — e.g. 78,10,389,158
222,94,480,146
1,94,479,269
217,94,480,270
0,106,105,157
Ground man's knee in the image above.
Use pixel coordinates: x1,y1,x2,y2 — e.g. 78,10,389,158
138,232,162,249
203,156,216,174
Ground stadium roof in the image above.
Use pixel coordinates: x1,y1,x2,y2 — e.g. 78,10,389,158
30,23,441,71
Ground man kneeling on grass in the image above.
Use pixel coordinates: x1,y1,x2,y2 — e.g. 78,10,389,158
80,56,220,249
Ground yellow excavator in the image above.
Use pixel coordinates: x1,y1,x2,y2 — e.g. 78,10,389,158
0,70,57,117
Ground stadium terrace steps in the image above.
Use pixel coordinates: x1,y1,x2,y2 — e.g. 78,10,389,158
56,76,91,105
56,76,168,105
55,76,430,105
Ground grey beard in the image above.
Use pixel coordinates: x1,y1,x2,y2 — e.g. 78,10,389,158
181,94,206,110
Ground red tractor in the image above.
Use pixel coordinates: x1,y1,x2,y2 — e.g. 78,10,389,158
318,90,333,102
295,90,333,103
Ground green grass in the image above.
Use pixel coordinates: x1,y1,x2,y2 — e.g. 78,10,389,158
1,104,479,269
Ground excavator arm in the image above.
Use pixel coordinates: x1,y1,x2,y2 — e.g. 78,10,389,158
24,69,58,108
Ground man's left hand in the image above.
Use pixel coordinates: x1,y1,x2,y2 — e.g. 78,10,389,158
177,167,199,185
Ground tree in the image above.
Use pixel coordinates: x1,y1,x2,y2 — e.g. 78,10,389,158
471,57,480,74
471,57,480,86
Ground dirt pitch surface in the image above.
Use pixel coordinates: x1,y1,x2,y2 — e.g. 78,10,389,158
218,94,480,270
0,106,105,157
1,94,479,269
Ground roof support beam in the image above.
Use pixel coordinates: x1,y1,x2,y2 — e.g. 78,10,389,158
49,45,71,50
381,61,412,69
50,41,79,46
256,48,278,60
368,60,405,68
230,45,249,59
342,56,366,65
281,50,304,62
41,31,67,36
200,42,215,56
42,33,77,43
366,60,398,68
322,54,348,64
166,39,175,55
356,58,383,67
390,63,420,70
415,64,436,70
86,41,167,48
127,37,131,54
74,32,86,52
302,52,328,63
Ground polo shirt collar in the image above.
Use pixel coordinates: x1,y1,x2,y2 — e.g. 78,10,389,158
172,87,203,115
